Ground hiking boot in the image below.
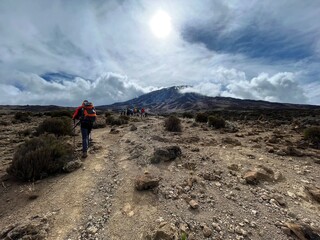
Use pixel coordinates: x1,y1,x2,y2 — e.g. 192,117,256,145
82,152,88,158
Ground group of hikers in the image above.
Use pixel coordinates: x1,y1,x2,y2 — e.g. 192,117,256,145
120,107,146,117
72,100,147,158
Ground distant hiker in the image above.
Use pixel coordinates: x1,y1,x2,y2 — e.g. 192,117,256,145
72,100,97,158
141,108,145,118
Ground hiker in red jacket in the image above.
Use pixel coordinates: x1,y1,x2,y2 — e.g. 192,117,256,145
72,100,96,158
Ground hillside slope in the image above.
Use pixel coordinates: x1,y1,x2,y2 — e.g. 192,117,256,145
97,86,320,113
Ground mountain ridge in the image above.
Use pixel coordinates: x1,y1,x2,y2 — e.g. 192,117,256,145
97,86,320,112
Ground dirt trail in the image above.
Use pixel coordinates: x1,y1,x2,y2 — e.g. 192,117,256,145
0,126,116,239
1,115,320,240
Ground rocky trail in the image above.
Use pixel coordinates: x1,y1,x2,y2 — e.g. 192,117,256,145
0,115,320,240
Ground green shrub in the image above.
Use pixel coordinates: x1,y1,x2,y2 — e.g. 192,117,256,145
18,128,33,137
106,115,128,126
119,115,130,121
182,112,194,119
93,118,106,129
7,134,74,181
164,116,182,132
36,117,72,136
195,112,208,123
0,120,9,126
105,111,112,118
13,112,31,123
208,115,226,129
304,126,320,148
50,110,73,118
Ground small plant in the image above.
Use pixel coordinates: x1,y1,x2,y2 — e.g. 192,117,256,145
195,112,208,123
7,134,74,181
93,118,106,129
106,115,128,126
0,120,9,126
208,115,226,129
36,117,72,136
164,115,182,132
50,110,73,118
181,232,187,240
18,128,33,137
182,112,194,119
105,111,112,118
13,111,31,123
304,126,320,148
119,115,130,121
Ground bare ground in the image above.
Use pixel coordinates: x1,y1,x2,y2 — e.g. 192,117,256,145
0,113,320,240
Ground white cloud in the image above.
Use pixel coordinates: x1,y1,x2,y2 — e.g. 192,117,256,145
0,72,146,106
0,0,319,105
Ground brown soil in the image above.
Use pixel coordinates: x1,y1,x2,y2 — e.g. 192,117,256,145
0,113,319,240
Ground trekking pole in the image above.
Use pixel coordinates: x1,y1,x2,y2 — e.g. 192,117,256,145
73,119,76,150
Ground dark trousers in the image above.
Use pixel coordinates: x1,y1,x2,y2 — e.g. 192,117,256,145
81,127,89,153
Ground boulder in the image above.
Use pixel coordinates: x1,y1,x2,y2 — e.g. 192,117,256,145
110,128,119,134
147,223,177,240
151,146,182,164
135,173,160,191
243,165,276,184
0,216,49,240
63,160,83,173
130,125,137,131
189,200,199,209
284,222,320,240
305,186,320,203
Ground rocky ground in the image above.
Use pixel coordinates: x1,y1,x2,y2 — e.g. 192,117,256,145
0,111,319,240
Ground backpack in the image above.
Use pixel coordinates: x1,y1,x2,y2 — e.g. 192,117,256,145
82,102,96,123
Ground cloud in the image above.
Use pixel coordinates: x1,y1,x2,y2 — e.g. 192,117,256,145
182,69,307,104
0,72,146,106
0,0,319,106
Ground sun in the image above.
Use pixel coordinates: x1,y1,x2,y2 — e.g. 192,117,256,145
149,10,172,39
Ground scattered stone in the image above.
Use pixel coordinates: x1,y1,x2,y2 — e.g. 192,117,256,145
63,160,83,173
148,223,177,240
272,194,286,207
227,163,241,171
189,200,199,209
200,171,220,181
202,225,212,237
110,128,120,134
87,226,98,235
130,125,137,131
285,146,304,157
222,137,241,146
135,173,160,191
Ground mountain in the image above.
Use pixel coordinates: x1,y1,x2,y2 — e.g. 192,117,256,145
97,86,320,112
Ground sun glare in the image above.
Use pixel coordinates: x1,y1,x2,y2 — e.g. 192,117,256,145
149,10,172,39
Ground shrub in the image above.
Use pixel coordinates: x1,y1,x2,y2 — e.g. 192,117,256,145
208,115,226,129
195,112,208,123
164,116,182,132
36,117,72,136
0,120,9,126
93,118,106,129
7,134,74,181
18,128,33,137
50,110,73,118
182,112,194,119
106,116,128,126
304,126,320,148
13,112,31,123
119,115,130,121
105,111,112,118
